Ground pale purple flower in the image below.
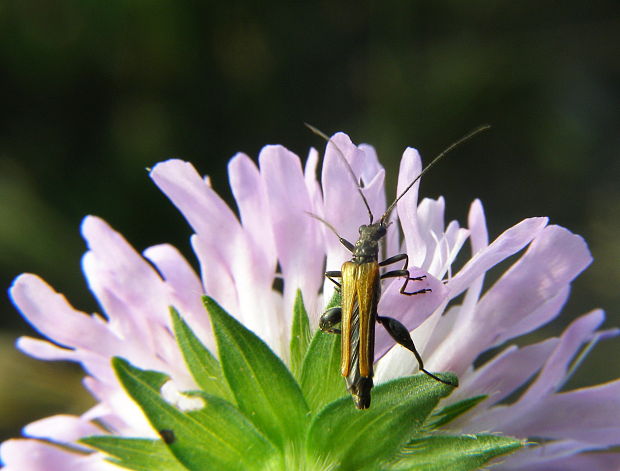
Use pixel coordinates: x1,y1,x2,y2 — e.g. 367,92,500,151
2,133,619,469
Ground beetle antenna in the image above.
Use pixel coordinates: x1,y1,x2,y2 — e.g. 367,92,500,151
305,123,374,224
380,124,491,224
306,211,355,249
306,211,341,237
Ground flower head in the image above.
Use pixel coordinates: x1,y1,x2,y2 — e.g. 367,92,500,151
2,133,619,470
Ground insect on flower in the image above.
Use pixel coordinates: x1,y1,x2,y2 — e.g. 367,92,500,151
308,124,490,409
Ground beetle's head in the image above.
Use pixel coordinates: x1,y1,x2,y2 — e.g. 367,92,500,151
358,222,387,242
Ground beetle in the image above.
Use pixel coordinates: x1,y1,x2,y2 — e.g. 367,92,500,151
308,124,489,409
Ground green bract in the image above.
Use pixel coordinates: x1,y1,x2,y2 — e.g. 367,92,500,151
82,294,523,471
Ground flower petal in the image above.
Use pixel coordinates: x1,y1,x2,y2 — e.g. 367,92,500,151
462,311,611,438
16,336,78,361
82,376,154,437
448,200,489,333
81,217,186,377
521,309,604,400
374,269,448,360
396,148,425,266
321,133,384,267
81,217,167,333
228,152,277,275
150,159,243,316
433,225,591,374
0,439,117,471
427,218,469,279
23,415,102,443
478,226,591,349
495,286,571,345
304,147,322,206
510,452,620,471
498,440,616,470
468,199,489,254
260,144,324,327
416,197,448,271
447,217,548,299
143,243,214,352
9,274,121,355
16,336,114,383
509,380,620,445
449,338,558,410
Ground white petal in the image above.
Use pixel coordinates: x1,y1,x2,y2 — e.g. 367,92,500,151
9,274,121,355
143,243,214,352
447,217,548,299
497,440,612,470
83,376,154,437
416,197,447,270
190,234,239,318
150,159,243,313
468,199,489,253
260,144,324,330
396,148,425,267
0,439,117,471
304,147,322,207
160,380,205,412
521,310,604,400
358,142,383,183
463,311,607,434
427,220,469,279
81,216,170,341
228,153,277,274
16,336,115,383
516,453,620,471
322,133,380,265
16,336,77,361
495,286,570,345
507,381,620,445
447,200,489,333
449,338,558,410
479,226,591,350
23,415,102,443
374,269,448,359
433,225,592,374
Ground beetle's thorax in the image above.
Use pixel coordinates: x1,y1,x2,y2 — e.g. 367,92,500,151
352,222,387,264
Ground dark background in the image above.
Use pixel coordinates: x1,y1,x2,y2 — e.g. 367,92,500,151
1,1,618,441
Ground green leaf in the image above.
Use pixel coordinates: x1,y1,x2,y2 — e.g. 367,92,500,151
204,296,309,450
426,395,487,429
299,290,347,412
170,307,234,402
112,357,277,471
299,328,347,412
307,373,457,471
80,436,187,471
289,289,312,380
325,289,342,310
383,434,523,471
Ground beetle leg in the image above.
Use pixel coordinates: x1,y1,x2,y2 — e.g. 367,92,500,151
339,237,355,253
399,277,430,296
319,307,342,334
377,315,456,386
379,252,408,268
380,269,430,296
379,254,429,295
325,270,342,289
381,269,425,281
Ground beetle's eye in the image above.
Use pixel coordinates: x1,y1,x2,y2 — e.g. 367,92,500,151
359,225,367,233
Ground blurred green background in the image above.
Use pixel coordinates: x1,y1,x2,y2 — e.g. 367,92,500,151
1,0,618,442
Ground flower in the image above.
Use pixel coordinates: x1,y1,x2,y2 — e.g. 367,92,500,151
2,132,619,470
